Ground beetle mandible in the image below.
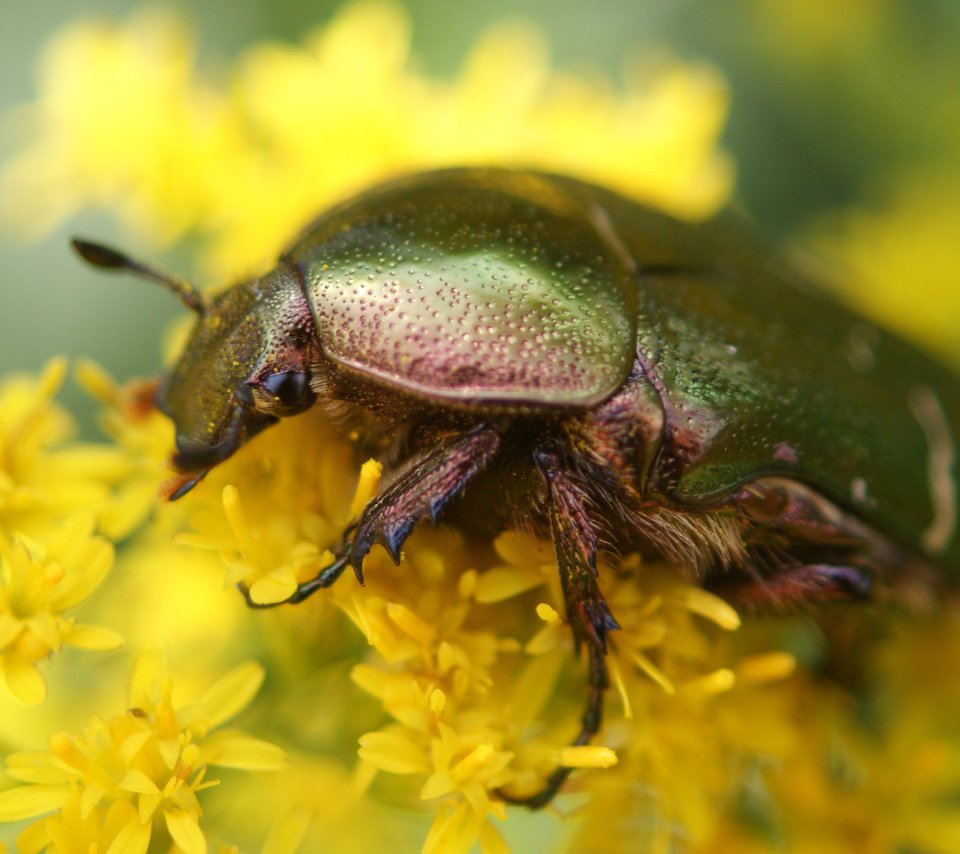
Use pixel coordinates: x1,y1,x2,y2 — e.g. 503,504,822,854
73,168,960,807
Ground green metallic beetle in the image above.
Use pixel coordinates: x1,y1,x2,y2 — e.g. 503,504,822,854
73,168,960,807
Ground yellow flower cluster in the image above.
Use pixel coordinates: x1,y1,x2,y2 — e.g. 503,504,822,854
0,2,732,281
167,408,788,850
0,653,285,852
0,359,124,707
1,3,960,853
0,516,120,707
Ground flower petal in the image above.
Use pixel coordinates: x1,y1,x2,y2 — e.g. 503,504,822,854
262,804,313,854
24,613,61,653
15,818,49,854
349,459,383,517
473,567,543,603
198,660,264,727
247,571,298,605
120,768,159,794
165,806,207,854
62,622,125,650
138,791,162,824
557,745,618,769
0,613,23,647
198,730,287,770
358,731,429,774
668,586,741,630
0,784,68,820
4,750,72,784
50,535,114,610
420,771,454,800
422,803,481,854
106,811,151,854
2,655,47,705
80,782,106,820
478,820,511,854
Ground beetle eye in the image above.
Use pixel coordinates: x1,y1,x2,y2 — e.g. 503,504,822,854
258,370,315,416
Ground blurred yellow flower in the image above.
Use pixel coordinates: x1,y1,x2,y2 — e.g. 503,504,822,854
0,653,285,853
0,515,121,706
0,1,732,281
0,359,109,541
748,0,886,57
73,360,178,541
815,175,960,369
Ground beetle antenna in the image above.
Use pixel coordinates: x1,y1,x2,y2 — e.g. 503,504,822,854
71,238,210,316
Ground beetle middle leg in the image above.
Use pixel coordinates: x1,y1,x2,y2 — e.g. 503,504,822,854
497,450,620,808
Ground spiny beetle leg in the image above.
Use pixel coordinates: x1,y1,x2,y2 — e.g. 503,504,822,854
535,452,620,653
348,424,501,572
714,562,873,611
499,645,608,809
238,425,501,609
498,451,618,809
237,552,352,609
713,479,881,610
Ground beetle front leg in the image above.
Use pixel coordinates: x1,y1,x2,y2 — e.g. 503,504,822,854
498,451,619,808
238,550,353,608
239,425,501,608
346,424,501,579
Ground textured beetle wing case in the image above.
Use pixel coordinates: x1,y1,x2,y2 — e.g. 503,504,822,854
611,197,960,571
282,170,640,409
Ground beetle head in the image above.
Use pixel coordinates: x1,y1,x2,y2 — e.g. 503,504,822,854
72,240,318,498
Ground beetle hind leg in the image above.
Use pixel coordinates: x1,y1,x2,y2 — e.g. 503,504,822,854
710,559,875,611
497,451,619,808
706,477,915,610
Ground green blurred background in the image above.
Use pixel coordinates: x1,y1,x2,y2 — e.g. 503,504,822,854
2,0,959,428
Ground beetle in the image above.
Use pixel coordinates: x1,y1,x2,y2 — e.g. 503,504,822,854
73,167,960,807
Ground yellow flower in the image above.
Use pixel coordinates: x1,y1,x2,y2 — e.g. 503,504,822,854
814,174,960,369
0,9,225,245
73,360,178,541
0,360,109,541
0,357,167,549
0,652,286,853
159,382,789,851
176,411,362,606
0,1,731,283
0,516,121,706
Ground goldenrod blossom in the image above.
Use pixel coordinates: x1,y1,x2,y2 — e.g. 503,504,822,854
0,1,732,281
0,360,112,542
0,516,121,706
0,653,285,852
73,360,178,541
